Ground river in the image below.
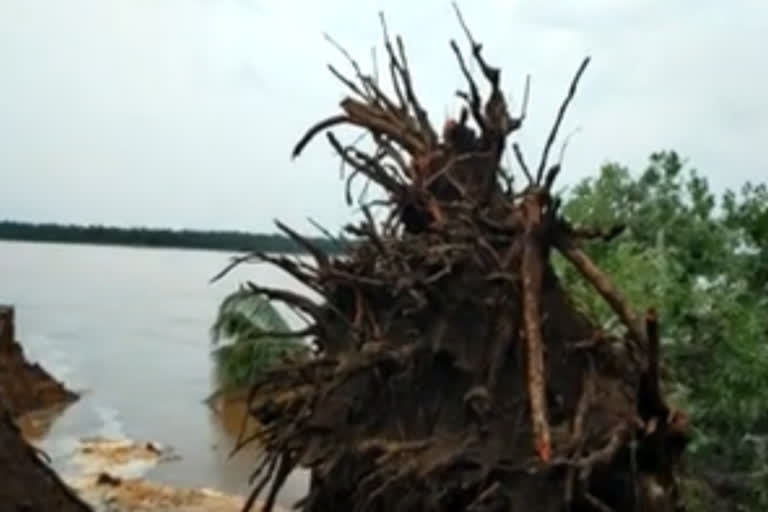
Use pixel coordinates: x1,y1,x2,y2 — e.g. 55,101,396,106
0,240,311,508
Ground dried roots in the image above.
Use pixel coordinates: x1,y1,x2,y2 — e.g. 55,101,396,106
218,7,690,512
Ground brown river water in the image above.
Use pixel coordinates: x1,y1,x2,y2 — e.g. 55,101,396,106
0,240,312,508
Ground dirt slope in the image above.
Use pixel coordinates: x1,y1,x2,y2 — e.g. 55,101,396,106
0,305,79,417
0,305,91,511
0,406,93,512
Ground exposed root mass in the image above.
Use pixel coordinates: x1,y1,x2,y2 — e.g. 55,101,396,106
219,8,690,512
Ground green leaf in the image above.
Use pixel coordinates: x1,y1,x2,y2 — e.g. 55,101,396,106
557,151,768,510
209,285,309,391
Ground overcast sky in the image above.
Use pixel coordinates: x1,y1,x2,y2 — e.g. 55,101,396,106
1,0,765,233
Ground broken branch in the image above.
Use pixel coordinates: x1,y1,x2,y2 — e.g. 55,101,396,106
555,234,647,348
535,57,590,185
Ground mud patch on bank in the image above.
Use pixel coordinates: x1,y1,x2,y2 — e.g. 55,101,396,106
69,475,248,512
0,305,286,511
0,405,92,511
0,305,92,511
67,437,180,477
0,305,79,417
54,435,283,512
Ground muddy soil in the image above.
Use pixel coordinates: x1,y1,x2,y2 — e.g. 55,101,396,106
64,437,234,512
60,436,285,512
0,305,79,417
0,305,92,511
70,475,249,512
0,405,93,511
0,305,283,512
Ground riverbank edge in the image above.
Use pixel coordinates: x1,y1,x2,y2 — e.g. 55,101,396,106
0,304,284,512
0,304,93,511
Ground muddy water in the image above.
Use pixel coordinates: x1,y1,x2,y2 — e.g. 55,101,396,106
0,240,313,507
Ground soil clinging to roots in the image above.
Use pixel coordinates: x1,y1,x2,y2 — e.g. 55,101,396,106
219,8,690,512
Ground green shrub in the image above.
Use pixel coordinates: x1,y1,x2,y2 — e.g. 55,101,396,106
210,286,308,391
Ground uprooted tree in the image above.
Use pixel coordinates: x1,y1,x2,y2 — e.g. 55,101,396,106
219,7,691,512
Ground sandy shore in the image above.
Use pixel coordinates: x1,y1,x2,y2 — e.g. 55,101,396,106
45,436,286,512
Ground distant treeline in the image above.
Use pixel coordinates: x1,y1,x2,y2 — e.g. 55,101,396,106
0,220,346,254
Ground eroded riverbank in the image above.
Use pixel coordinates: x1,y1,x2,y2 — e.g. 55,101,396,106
0,241,315,509
38,434,286,512
8,328,290,512
12,363,304,512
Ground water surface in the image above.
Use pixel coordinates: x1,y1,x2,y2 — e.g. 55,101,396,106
0,240,310,506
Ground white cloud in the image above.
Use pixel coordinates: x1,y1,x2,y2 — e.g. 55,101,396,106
0,0,765,231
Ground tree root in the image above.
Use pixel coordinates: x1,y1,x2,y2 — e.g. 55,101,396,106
221,7,690,512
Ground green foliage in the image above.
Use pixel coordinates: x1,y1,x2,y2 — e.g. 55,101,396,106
0,220,345,254
556,151,768,509
211,286,308,391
